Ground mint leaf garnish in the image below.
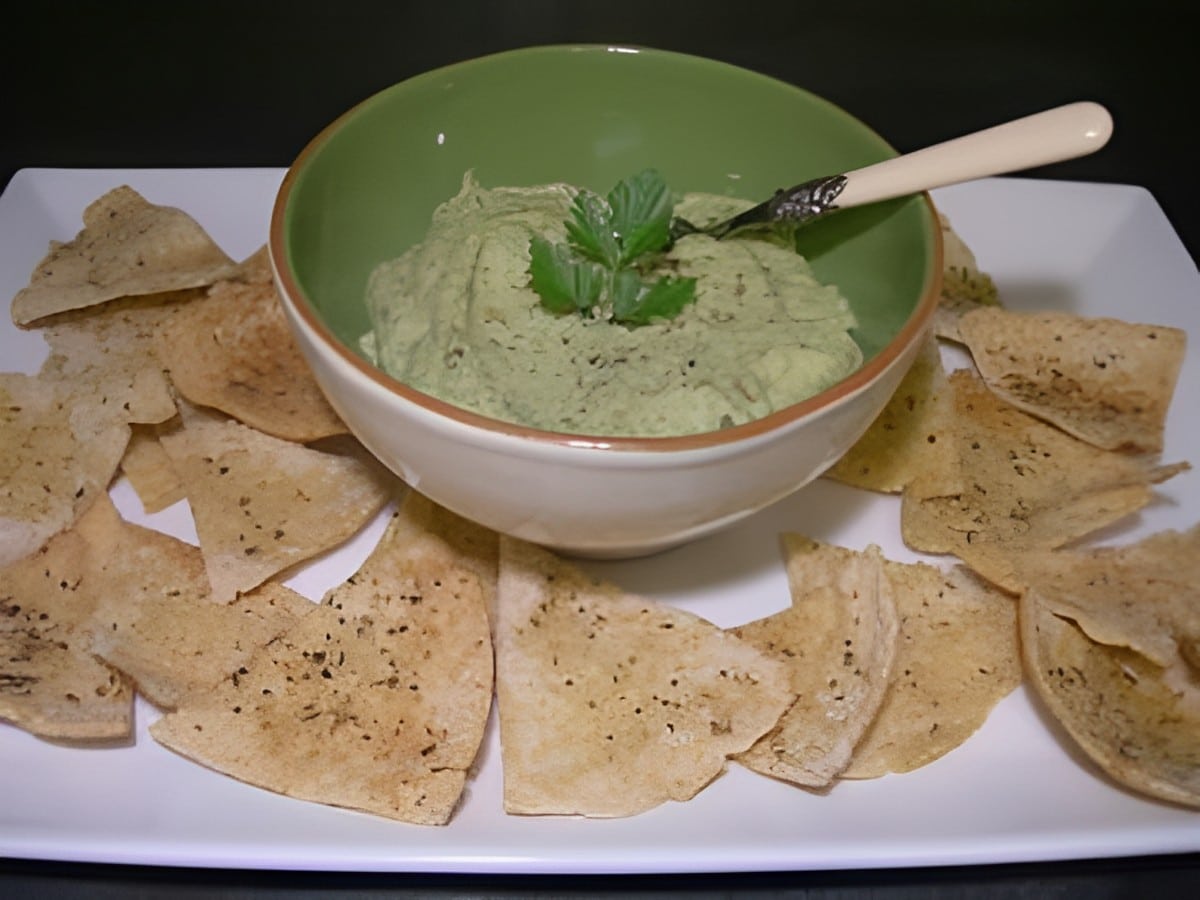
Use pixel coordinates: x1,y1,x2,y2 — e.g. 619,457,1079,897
528,236,605,314
529,169,696,327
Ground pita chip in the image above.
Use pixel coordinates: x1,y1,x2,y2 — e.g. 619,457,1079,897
843,561,1021,777
120,424,186,514
1021,590,1200,809
732,536,899,788
158,404,394,602
11,185,238,325
152,509,492,825
0,495,133,740
494,537,791,817
0,372,130,567
901,369,1188,592
825,336,954,493
933,212,1001,342
157,248,347,442
1009,525,1200,670
957,307,1186,453
79,508,313,709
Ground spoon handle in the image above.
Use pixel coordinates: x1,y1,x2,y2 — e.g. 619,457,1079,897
837,101,1114,208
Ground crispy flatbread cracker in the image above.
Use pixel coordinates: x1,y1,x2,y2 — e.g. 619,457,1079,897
732,536,898,787
120,423,186,514
158,251,347,441
158,404,394,602
0,372,130,567
1009,526,1200,669
80,507,312,709
843,562,1021,777
901,369,1188,591
35,292,199,426
495,537,791,817
152,543,491,826
11,186,238,326
825,336,953,493
1021,590,1200,809
933,213,1001,342
0,495,134,739
957,307,1186,454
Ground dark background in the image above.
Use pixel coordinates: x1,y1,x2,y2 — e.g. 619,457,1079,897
3,0,1198,263
2,1,1197,897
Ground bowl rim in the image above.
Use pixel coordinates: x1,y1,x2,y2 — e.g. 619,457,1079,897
269,43,944,454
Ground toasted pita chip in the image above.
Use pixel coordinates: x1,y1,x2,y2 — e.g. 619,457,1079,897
732,536,898,787
825,336,954,493
843,562,1021,777
152,581,487,825
495,537,791,817
0,495,134,739
0,372,130,567
79,506,313,709
933,213,1001,341
158,404,393,602
35,292,200,426
11,186,238,325
158,252,347,441
1021,591,1200,809
957,307,1186,454
1009,525,1200,669
120,423,186,514
901,369,1188,591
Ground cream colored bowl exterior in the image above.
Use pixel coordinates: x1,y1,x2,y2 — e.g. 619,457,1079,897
274,265,927,557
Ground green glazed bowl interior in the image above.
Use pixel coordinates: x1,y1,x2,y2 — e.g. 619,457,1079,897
281,44,936,378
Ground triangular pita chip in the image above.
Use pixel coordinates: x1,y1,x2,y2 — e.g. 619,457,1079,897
957,307,1186,453
80,508,313,709
1021,590,1200,809
732,536,898,787
158,404,393,602
1008,525,1200,669
825,336,954,493
157,247,347,441
11,185,238,325
494,537,791,817
0,495,134,739
35,291,199,426
152,496,494,825
843,562,1021,777
120,423,186,514
901,369,1188,591
933,212,1001,341
0,372,130,567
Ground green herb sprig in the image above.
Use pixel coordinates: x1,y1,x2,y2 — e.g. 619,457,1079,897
528,169,696,327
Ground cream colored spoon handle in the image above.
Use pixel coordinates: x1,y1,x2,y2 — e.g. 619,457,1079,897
837,101,1114,207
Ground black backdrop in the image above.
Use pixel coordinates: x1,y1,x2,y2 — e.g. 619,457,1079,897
2,1,1198,897
4,1,1198,261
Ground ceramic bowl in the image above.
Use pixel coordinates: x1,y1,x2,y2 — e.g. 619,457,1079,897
270,45,941,557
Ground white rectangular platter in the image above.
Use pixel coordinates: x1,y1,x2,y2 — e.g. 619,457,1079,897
1,168,1197,874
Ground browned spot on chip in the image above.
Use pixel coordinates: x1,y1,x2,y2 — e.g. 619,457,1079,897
494,537,791,817
958,307,1186,454
11,186,238,326
732,536,898,788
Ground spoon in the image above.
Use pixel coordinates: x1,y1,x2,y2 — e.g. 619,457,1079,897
669,101,1114,241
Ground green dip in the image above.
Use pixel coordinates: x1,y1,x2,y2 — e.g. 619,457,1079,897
362,175,862,437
